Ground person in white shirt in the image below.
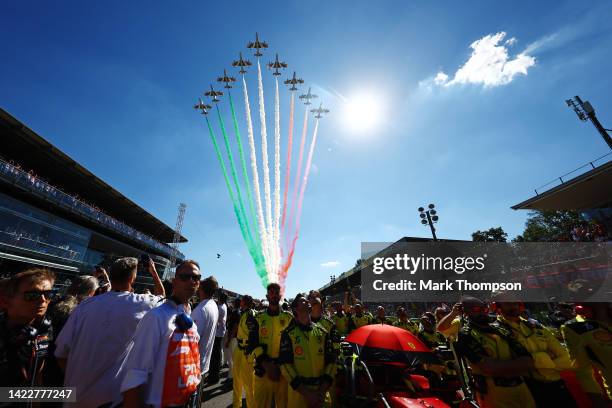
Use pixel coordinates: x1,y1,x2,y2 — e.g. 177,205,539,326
121,260,202,408
192,276,219,381
208,292,228,384
54,256,165,408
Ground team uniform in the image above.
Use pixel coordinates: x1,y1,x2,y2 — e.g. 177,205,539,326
348,313,372,332
498,316,576,407
331,312,350,337
233,308,256,408
372,316,393,325
247,308,293,408
394,319,418,334
417,329,447,350
279,321,336,408
455,320,536,408
562,315,612,400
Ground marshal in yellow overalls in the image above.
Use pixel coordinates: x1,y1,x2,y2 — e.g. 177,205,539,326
246,309,293,408
562,315,612,400
233,308,255,408
279,321,336,408
455,322,537,408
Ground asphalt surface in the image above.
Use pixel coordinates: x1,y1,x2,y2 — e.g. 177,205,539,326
201,367,243,408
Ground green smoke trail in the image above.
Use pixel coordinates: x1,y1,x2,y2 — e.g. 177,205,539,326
228,92,260,252
205,117,268,285
228,92,268,280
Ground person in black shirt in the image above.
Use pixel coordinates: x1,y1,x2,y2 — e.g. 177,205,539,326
0,268,55,387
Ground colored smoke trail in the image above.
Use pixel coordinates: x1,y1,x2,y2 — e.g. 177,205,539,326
286,105,309,247
204,117,267,285
243,76,271,277
272,78,281,282
228,91,266,279
280,119,320,283
215,106,256,259
280,92,295,234
229,91,259,250
257,60,274,283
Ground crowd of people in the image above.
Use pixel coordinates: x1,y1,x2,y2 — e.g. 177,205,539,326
0,157,180,259
1,226,80,261
0,257,610,408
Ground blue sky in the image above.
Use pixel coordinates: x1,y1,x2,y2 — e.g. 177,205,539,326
2,1,612,297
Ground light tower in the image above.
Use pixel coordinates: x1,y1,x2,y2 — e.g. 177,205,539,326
166,203,187,278
566,96,612,150
418,204,439,241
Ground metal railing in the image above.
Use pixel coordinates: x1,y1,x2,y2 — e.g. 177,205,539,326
0,158,183,259
533,152,612,195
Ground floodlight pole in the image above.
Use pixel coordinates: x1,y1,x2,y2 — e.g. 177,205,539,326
567,96,612,150
418,204,439,241
425,211,438,241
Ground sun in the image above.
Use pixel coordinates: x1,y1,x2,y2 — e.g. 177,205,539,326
342,92,383,133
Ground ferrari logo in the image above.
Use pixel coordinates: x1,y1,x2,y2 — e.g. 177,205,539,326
407,342,415,350
295,345,304,356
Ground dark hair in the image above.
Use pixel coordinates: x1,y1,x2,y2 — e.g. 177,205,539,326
218,292,228,303
176,259,200,274
267,282,281,292
241,294,253,306
5,268,56,297
200,276,219,297
109,257,137,284
291,293,306,310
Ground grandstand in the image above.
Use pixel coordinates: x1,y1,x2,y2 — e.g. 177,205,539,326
512,154,612,237
0,108,186,290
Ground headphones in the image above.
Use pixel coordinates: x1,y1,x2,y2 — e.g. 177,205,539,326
12,317,52,343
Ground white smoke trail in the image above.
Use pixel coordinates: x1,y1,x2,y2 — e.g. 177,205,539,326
243,75,270,274
273,78,281,281
257,60,275,283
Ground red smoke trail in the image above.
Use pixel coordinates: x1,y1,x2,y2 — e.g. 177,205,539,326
279,119,319,283
285,106,309,250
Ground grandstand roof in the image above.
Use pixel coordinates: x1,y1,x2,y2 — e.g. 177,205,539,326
512,159,612,210
0,108,186,243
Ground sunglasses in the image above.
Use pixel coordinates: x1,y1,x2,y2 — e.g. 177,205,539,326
23,290,54,301
176,274,201,283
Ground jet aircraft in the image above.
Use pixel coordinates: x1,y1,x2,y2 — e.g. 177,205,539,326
299,87,318,105
284,71,304,91
268,53,287,76
247,32,268,57
232,52,252,74
204,85,223,103
217,69,236,89
311,103,330,119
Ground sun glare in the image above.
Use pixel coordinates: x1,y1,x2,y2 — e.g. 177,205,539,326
342,92,383,133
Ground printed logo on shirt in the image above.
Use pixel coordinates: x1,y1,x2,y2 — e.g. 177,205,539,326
294,345,304,356
260,327,269,337
161,327,201,407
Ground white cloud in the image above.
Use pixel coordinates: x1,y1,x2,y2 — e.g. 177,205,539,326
321,261,340,268
433,32,536,88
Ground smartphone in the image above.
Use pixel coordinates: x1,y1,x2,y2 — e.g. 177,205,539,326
140,254,151,267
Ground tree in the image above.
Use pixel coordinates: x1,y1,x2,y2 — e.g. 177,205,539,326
472,227,508,242
513,210,582,242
